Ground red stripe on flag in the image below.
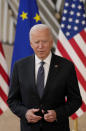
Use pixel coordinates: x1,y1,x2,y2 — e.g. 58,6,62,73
0,65,9,85
81,102,86,112
80,30,86,43
0,87,8,104
57,40,73,61
75,68,86,91
0,109,3,115
71,113,78,120
69,38,86,67
57,41,70,59
0,42,5,57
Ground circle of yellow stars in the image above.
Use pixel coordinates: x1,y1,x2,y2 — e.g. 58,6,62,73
20,11,41,22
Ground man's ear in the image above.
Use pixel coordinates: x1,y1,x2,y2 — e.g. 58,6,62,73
50,39,54,48
30,42,33,48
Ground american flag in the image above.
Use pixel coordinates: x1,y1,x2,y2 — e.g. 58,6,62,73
57,0,86,119
0,42,9,115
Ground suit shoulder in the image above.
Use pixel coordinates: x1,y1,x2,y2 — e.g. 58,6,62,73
53,54,74,66
14,55,34,66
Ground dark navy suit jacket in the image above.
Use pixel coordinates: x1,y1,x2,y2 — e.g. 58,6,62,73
7,53,82,131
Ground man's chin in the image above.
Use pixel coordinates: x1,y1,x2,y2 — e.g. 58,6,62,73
38,55,46,60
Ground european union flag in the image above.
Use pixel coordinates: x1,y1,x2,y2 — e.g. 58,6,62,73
11,0,41,74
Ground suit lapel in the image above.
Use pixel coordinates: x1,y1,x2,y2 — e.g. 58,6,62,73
41,54,61,99
25,55,39,99
28,55,35,90
30,55,41,100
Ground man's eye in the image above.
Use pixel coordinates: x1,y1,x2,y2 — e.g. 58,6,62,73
35,41,39,44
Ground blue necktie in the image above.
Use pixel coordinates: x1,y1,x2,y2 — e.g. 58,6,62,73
37,61,45,98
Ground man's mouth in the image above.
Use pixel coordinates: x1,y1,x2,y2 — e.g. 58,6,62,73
39,51,45,53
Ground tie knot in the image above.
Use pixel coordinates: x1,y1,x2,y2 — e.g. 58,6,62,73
41,61,45,66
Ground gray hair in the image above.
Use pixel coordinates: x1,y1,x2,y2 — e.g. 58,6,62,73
29,24,53,41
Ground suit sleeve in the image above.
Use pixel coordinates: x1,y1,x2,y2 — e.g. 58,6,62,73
7,63,28,121
55,63,82,121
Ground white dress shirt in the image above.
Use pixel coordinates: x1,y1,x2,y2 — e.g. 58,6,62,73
35,52,52,87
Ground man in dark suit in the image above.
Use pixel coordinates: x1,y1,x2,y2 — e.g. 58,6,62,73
7,24,82,131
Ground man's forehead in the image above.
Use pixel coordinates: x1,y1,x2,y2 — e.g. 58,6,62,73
32,29,51,37
32,28,49,34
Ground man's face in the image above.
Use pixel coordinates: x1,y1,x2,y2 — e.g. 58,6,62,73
30,29,53,60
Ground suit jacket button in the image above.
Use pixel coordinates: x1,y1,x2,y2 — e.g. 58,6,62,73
40,123,42,127
40,104,42,108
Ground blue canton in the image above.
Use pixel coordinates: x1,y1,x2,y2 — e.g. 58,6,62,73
61,0,86,40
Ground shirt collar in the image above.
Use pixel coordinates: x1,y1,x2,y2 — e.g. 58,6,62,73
35,52,52,65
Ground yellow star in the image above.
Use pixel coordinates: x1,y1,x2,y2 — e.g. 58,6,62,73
34,13,41,22
20,11,28,20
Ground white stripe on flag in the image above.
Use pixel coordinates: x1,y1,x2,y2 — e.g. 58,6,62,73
55,43,62,56
84,27,86,32
0,52,8,74
0,97,8,112
0,75,9,96
74,33,86,56
55,47,62,56
79,82,86,105
76,108,84,117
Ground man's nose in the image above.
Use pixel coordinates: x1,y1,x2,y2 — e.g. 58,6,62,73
39,42,43,48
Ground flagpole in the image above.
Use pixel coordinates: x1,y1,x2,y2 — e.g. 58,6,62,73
74,118,78,131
